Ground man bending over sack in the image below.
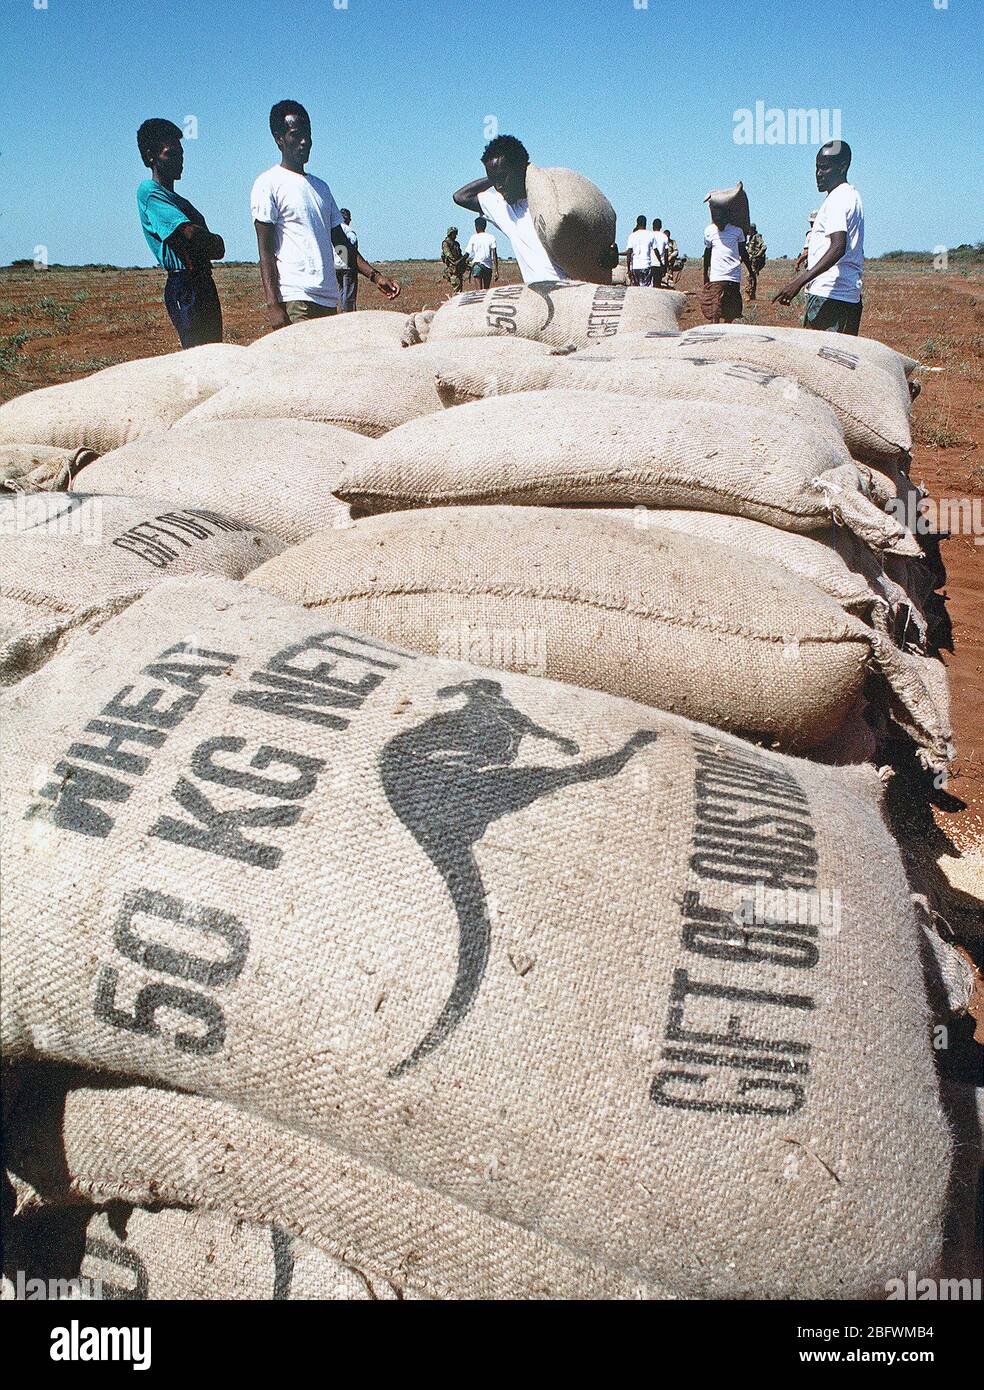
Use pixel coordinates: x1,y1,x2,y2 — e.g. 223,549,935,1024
136,118,225,349
251,99,399,330
773,140,864,334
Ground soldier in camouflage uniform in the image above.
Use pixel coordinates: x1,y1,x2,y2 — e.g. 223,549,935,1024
745,224,767,301
441,226,468,295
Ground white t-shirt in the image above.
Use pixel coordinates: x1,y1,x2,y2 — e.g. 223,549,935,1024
476,187,566,284
464,231,497,269
650,230,669,265
703,222,745,283
806,183,864,303
333,224,358,273
251,165,343,306
627,228,654,270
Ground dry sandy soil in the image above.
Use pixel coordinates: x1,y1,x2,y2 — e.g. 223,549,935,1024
1,255,981,861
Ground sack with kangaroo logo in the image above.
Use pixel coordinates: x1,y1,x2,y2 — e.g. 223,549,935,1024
0,575,950,1298
0,494,282,686
425,281,685,350
176,339,553,437
0,345,248,453
335,390,920,558
246,506,947,761
587,326,913,464
72,419,366,543
434,352,846,443
1,1200,419,1301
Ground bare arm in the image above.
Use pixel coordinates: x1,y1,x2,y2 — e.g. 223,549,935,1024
703,246,711,283
774,230,847,304
254,219,290,329
453,176,492,213
492,246,499,281
329,224,400,299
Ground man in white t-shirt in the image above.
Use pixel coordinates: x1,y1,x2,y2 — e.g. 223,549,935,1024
773,141,864,334
464,216,499,290
626,215,654,286
333,208,359,313
452,135,567,285
650,218,670,287
251,100,399,328
701,210,753,322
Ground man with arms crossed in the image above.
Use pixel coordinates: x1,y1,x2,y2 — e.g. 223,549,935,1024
252,100,399,329
773,141,864,334
464,216,499,290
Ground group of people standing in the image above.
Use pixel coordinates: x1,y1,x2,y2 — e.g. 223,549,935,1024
135,99,399,349
441,218,500,294
625,218,680,288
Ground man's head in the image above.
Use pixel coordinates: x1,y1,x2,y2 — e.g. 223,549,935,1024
815,140,851,193
475,216,487,232
270,100,312,169
634,215,647,230
481,134,529,205
137,119,184,180
447,226,458,239
749,223,757,234
340,208,351,224
652,218,663,231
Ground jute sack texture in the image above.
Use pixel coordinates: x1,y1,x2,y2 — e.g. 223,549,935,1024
246,505,944,757
176,339,553,438
435,351,846,444
524,165,616,284
587,325,913,464
246,310,408,364
0,575,950,1298
0,493,282,685
0,345,248,453
425,281,685,350
335,390,920,557
2,1200,417,1301
3,1072,652,1301
72,419,365,543
1,445,96,496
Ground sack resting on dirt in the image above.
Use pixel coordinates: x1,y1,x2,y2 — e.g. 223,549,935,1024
335,389,921,558
0,574,951,1298
425,281,685,351
246,505,944,759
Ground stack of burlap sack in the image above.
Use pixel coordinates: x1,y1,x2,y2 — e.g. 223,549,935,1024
0,293,974,1300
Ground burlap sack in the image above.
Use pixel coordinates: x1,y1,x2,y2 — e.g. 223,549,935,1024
3,1072,649,1300
0,346,248,453
2,1200,419,1300
246,310,408,363
435,351,846,444
597,326,913,464
524,165,616,284
401,309,436,346
1,445,96,495
175,339,553,438
705,182,751,234
72,419,364,543
246,505,944,755
335,390,921,558
742,326,917,382
611,264,629,286
0,575,951,1298
425,281,685,350
0,494,283,685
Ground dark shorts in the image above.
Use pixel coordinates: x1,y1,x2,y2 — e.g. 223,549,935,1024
284,300,337,323
336,270,358,314
164,269,223,349
470,264,493,289
803,293,863,335
700,280,743,323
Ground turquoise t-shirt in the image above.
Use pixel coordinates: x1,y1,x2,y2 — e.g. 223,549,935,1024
137,180,206,272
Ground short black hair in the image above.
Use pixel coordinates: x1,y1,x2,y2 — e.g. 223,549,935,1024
652,218,662,230
481,134,529,167
270,99,310,140
137,118,183,168
340,208,351,221
635,215,647,229
818,139,851,168
475,216,487,231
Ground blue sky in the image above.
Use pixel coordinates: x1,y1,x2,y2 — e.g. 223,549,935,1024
2,0,981,267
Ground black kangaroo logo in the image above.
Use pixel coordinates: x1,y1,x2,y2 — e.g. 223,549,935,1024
380,679,658,1076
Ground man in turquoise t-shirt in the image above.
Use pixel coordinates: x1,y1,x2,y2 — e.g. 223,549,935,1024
136,119,225,348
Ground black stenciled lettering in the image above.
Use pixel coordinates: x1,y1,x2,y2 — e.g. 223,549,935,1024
102,684,199,730
28,761,132,838
191,736,326,801
650,1068,806,1116
67,718,165,776
112,886,249,987
662,1045,810,1076
679,891,820,970
231,674,355,730
665,967,813,1053
83,1238,150,1301
93,968,226,1054
817,345,858,369
110,534,175,567
149,774,304,869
